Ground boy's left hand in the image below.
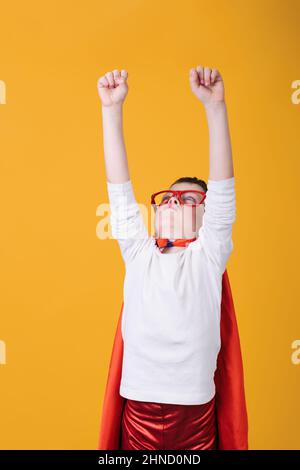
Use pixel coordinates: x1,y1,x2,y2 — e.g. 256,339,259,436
189,66,225,107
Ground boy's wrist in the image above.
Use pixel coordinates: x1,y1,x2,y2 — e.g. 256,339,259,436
101,102,123,114
204,100,226,113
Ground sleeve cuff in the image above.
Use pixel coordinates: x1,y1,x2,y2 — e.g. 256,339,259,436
207,176,235,191
106,179,133,193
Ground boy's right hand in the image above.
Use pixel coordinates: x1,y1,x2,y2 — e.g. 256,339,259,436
97,69,129,107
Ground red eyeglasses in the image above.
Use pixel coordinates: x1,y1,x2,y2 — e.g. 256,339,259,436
151,189,206,207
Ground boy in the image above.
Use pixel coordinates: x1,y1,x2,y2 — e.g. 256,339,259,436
97,65,236,450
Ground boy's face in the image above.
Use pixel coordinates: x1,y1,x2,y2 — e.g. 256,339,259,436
153,182,205,239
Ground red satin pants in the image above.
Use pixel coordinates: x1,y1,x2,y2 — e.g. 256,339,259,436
121,395,217,450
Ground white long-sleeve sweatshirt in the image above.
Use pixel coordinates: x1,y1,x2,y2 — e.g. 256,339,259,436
106,176,236,405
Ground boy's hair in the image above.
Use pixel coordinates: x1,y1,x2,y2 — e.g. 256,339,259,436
169,176,207,193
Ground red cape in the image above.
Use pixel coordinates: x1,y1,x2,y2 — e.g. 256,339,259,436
97,268,248,450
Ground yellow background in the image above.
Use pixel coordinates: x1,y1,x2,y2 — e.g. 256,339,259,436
0,0,299,450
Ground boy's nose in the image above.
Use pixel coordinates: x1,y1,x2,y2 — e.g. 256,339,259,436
168,196,180,208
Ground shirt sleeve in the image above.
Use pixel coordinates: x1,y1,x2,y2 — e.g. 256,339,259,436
106,179,150,265
197,176,236,274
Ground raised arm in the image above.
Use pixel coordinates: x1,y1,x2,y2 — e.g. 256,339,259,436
97,69,130,184
97,69,149,265
188,65,236,274
189,66,234,181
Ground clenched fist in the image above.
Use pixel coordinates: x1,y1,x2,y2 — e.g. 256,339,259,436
97,69,129,107
189,66,225,107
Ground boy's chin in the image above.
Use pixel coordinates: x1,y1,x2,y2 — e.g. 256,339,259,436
155,224,198,239
156,231,188,239
155,233,175,239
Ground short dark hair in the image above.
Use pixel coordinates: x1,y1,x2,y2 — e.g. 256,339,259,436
169,176,207,193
